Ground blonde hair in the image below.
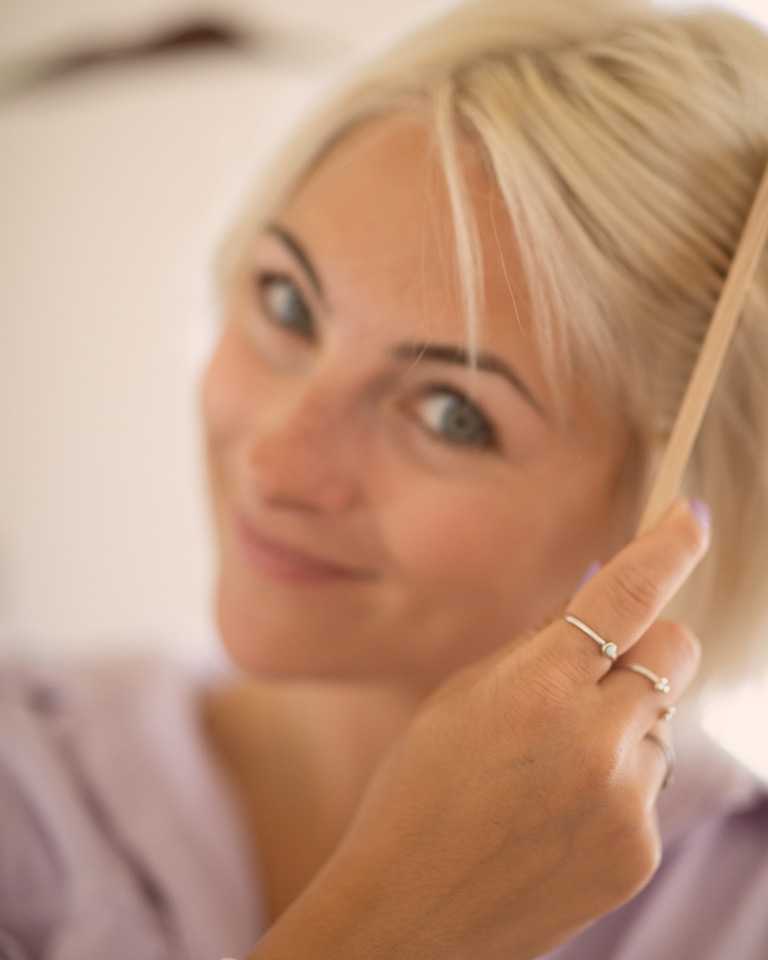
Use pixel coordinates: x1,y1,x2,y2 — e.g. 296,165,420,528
214,0,768,692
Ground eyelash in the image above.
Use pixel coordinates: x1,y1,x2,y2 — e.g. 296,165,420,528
251,269,500,452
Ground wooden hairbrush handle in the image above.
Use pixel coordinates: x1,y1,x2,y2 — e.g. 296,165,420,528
636,159,768,537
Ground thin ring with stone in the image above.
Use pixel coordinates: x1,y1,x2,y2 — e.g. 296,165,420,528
563,614,618,660
645,732,676,791
621,663,672,695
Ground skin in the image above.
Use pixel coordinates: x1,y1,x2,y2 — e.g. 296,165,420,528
244,504,705,959
197,111,647,928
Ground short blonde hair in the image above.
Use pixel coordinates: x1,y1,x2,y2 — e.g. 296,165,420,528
214,0,768,692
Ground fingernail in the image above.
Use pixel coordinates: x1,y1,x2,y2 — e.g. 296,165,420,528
577,561,602,589
689,498,711,535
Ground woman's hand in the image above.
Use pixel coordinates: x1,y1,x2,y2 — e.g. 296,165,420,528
249,497,709,960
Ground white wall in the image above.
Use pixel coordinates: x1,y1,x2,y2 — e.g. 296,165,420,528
714,0,768,23
1,0,767,775
1,55,310,663
1,2,429,668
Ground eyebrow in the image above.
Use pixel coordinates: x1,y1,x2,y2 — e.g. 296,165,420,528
264,221,547,421
392,343,548,420
265,222,326,303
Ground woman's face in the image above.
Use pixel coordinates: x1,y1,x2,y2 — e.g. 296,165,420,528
199,113,638,695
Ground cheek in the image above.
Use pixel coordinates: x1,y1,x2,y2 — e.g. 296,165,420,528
379,486,541,672
383,482,584,642
199,327,264,520
200,330,245,436
387,484,545,609
199,323,276,457
395,493,504,574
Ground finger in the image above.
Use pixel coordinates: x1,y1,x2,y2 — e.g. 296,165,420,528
635,721,676,799
600,619,701,736
537,497,709,685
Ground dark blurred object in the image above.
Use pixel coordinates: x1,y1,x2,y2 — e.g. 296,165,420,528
0,13,338,100
36,17,257,75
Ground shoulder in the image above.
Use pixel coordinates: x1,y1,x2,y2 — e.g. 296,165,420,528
546,718,768,960
644,719,768,957
0,655,176,953
0,651,262,959
0,694,68,958
657,716,768,849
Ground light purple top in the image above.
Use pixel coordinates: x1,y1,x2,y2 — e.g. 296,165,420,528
1,653,767,960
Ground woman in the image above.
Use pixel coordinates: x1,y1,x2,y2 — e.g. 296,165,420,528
2,1,767,958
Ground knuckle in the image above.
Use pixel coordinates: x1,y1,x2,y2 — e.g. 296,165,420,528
522,632,599,704
609,563,663,618
657,620,702,664
529,668,576,709
536,643,593,693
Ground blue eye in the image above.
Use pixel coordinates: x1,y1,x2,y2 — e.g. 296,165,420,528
256,272,314,339
416,385,497,450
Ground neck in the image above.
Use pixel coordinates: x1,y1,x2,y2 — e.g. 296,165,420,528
203,676,426,925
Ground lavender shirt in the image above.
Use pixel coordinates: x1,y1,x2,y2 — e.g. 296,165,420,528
1,653,767,960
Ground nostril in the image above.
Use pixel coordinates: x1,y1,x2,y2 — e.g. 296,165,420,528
245,436,360,514
243,385,365,513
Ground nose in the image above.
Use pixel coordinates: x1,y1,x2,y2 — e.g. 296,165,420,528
243,382,363,514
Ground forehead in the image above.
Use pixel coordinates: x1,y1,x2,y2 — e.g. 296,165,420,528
277,112,541,364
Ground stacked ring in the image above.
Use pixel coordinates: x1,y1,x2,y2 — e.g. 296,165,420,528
563,614,618,660
563,613,676,790
621,663,672,695
563,613,673,697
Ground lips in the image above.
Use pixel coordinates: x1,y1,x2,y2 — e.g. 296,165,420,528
235,513,373,583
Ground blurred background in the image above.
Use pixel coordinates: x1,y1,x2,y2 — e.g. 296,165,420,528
2,0,767,776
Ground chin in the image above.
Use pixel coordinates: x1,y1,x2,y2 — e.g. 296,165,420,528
213,586,312,680
212,582,442,691
213,583,370,683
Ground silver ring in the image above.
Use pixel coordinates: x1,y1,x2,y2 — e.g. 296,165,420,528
645,732,675,791
563,614,618,660
621,663,672,695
